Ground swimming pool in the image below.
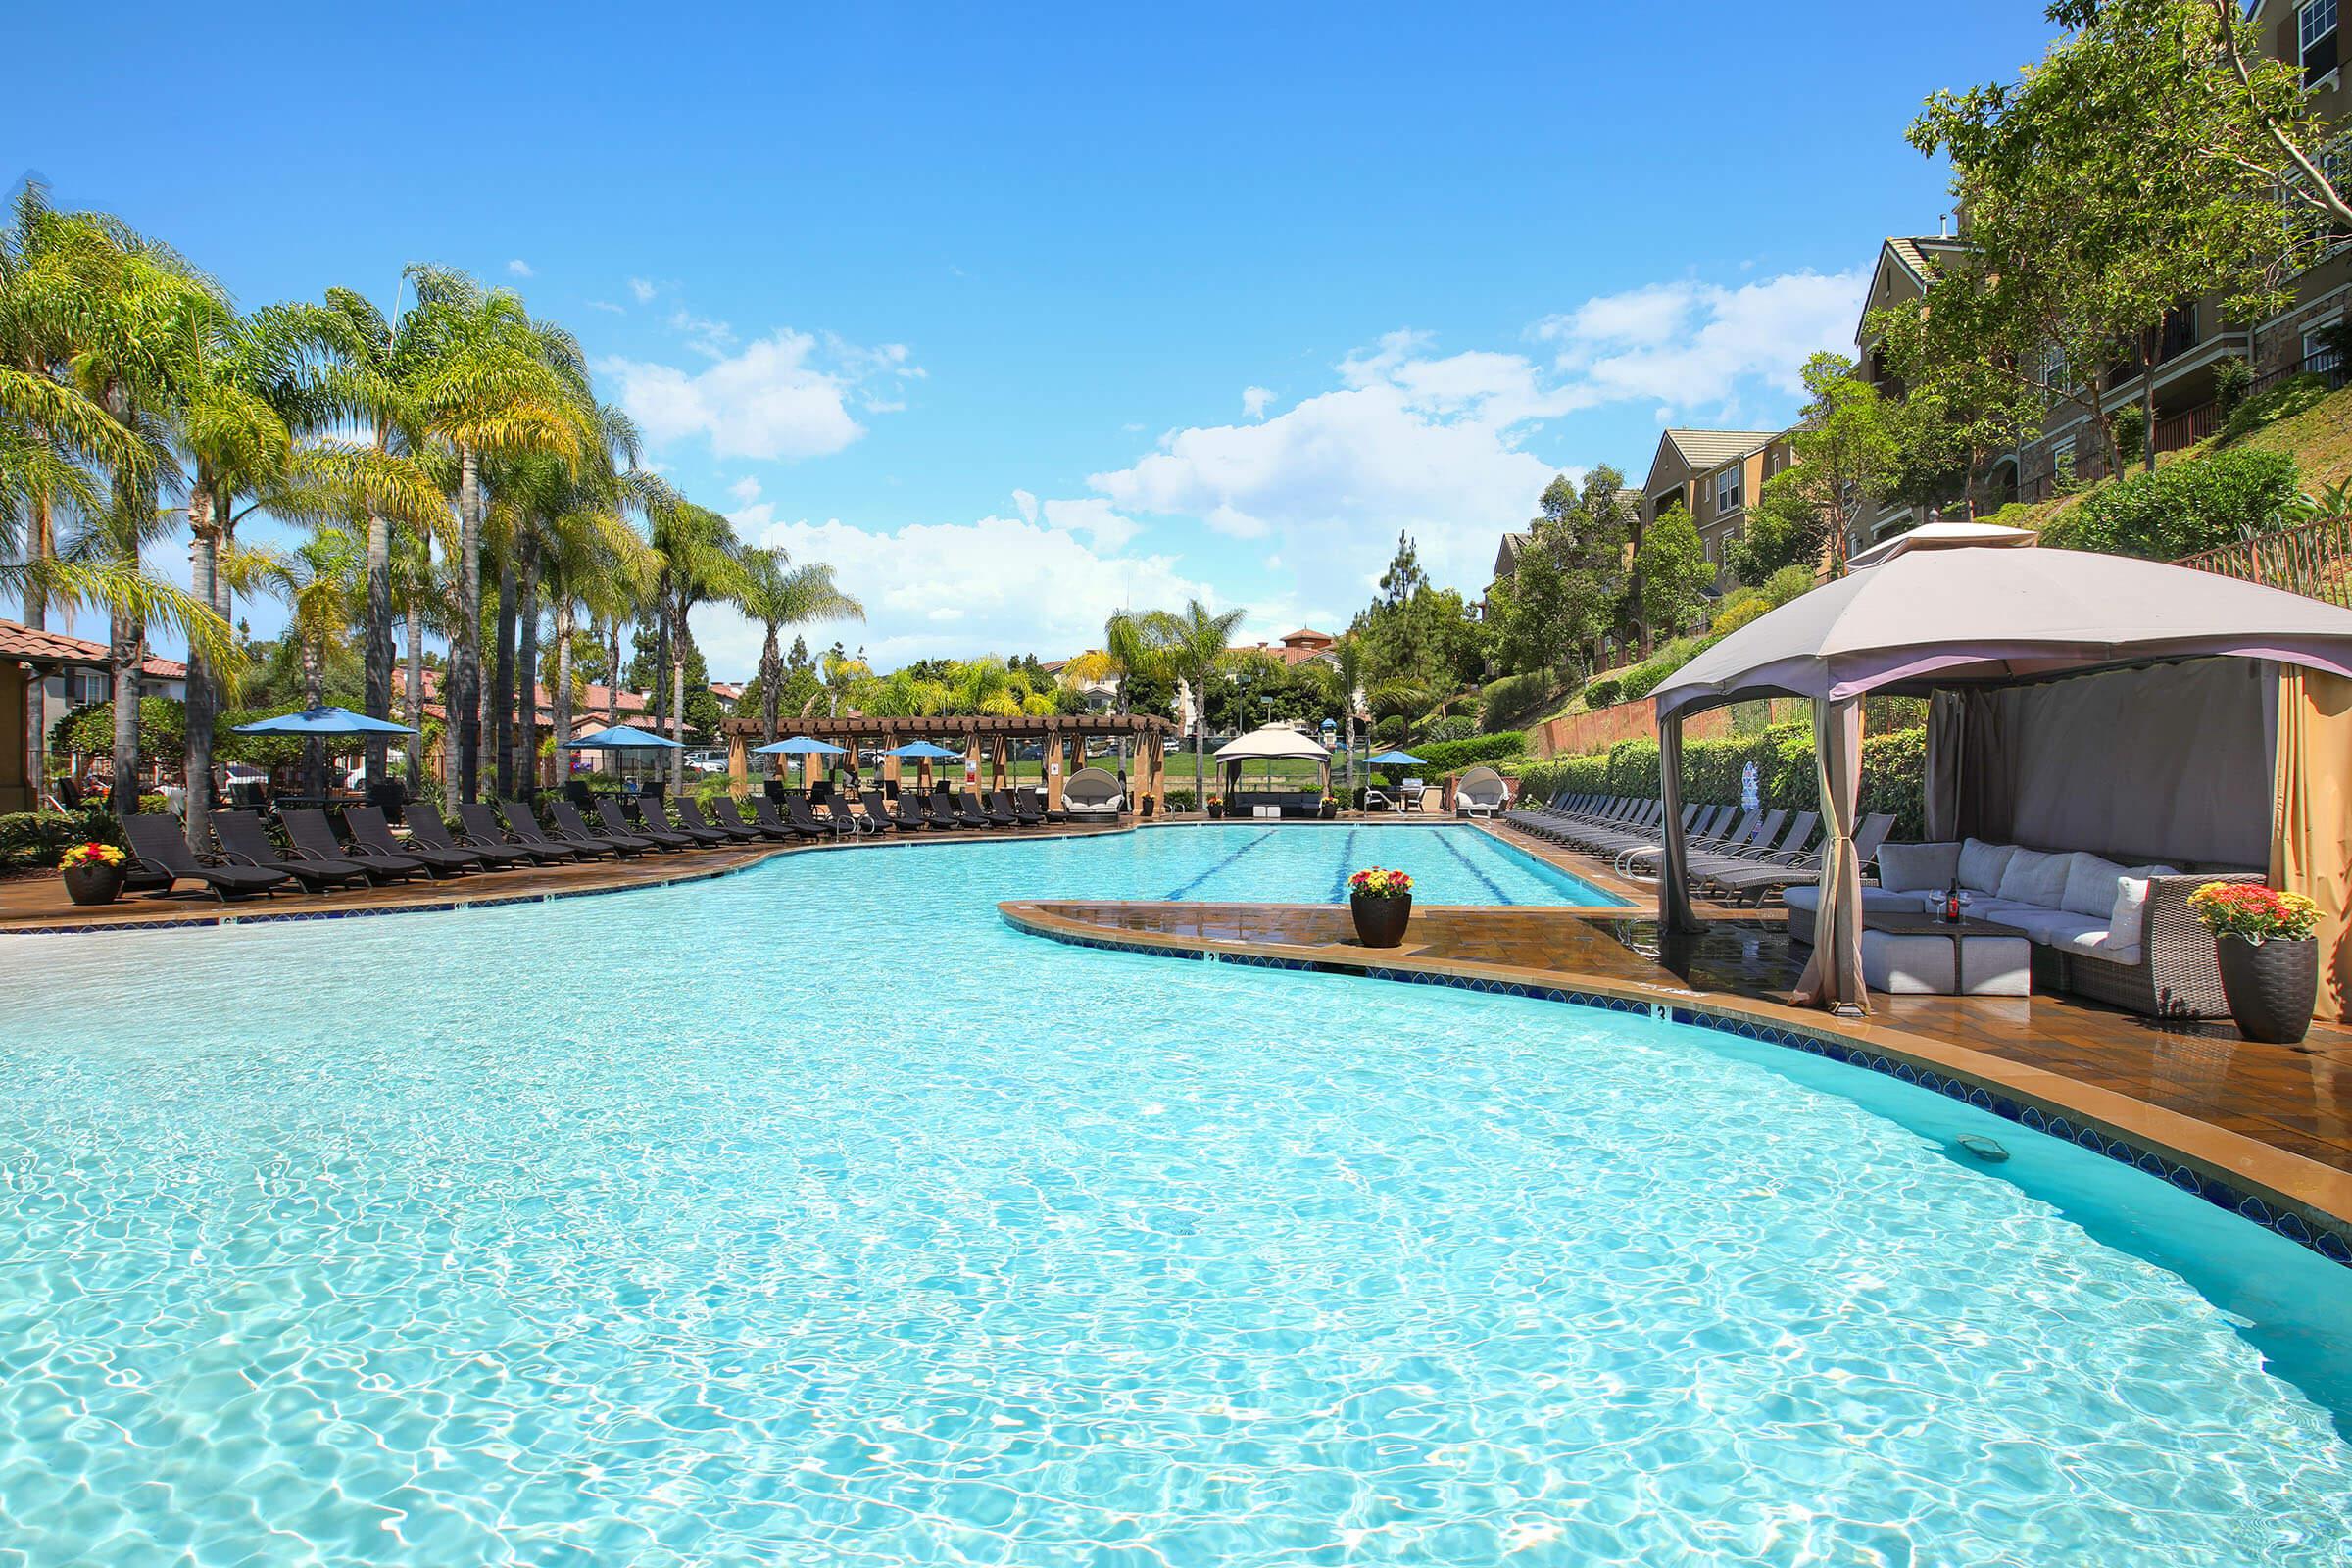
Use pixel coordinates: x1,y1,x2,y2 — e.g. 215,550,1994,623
2,826,2347,1565
1068,820,1621,905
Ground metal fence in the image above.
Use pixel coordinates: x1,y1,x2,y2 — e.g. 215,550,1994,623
2174,515,2352,608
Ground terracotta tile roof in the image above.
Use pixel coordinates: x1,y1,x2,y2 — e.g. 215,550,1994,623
0,617,185,679
1662,429,1783,471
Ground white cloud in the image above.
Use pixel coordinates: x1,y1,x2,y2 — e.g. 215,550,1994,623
1534,269,1866,416
1010,488,1038,522
588,299,624,315
689,510,1217,671
600,329,921,462
628,277,658,303
1243,386,1274,420
1041,496,1142,552
727,475,762,505
506,258,533,278
668,308,737,358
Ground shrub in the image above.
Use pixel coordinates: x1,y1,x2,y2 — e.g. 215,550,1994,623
2113,404,2147,465
1478,670,1559,733
1711,588,1768,635
2040,446,2301,561
2214,354,2252,417
2218,370,2331,444
1418,713,1479,745
1373,714,1408,744
1760,565,1816,607
1505,722,1928,841
1412,733,1525,773
1582,676,1623,709
0,808,124,870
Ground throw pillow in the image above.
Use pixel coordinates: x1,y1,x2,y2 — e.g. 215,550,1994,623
2107,877,2154,956
1877,841,1962,894
1997,847,2074,909
1957,838,2015,895
2060,853,2131,919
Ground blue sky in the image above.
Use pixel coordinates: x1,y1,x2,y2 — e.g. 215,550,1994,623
10,1,2057,678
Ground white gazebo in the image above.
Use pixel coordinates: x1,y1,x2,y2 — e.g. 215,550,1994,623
1648,540,2352,1017
1213,725,1332,817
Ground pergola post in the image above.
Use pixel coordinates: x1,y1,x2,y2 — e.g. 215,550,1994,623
881,727,901,790
802,749,821,793
1046,726,1067,812
726,733,749,797
1657,709,1704,936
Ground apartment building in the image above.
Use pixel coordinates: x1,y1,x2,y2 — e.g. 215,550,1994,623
1641,427,1797,584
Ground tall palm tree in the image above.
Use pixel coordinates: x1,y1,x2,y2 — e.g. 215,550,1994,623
1145,599,1248,811
1332,633,1366,799
1065,610,1165,782
237,528,361,794
737,546,862,747
646,498,745,794
400,266,591,805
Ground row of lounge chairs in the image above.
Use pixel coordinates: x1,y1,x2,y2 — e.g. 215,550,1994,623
1503,793,1896,905
114,787,1081,902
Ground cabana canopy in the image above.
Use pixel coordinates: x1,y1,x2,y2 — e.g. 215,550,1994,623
1654,546,2352,720
1646,545,2352,1017
1845,518,2035,570
1212,726,1330,762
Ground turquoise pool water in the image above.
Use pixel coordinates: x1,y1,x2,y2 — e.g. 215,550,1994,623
1,824,2348,1565
1051,821,1620,905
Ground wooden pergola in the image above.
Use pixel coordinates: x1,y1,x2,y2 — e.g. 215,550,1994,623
717,712,1178,812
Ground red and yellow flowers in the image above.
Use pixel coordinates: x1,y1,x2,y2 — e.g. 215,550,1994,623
59,842,126,870
1348,866,1413,900
2188,882,2320,944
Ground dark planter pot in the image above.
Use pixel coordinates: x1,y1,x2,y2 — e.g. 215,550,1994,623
2216,934,2319,1044
1207,802,1224,819
1319,799,1337,820
61,861,124,907
1350,892,1412,949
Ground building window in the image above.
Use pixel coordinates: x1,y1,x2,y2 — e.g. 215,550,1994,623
2051,437,2076,490
2306,318,2343,374
2038,342,2068,390
1713,467,1743,516
2304,0,2339,83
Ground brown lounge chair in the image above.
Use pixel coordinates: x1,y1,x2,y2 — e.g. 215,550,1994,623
714,797,791,841
547,798,649,858
603,796,692,852
121,812,291,901
754,796,825,842
210,809,372,894
677,797,759,843
411,803,531,868
499,798,613,861
459,802,581,865
637,796,726,847
344,805,485,878
282,808,427,884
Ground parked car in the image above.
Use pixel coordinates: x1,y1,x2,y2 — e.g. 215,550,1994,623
686,749,729,774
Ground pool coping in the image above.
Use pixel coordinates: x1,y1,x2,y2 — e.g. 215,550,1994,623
997,897,2352,1268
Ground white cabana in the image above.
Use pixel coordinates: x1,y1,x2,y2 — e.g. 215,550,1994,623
1846,518,2037,570
1648,545,2352,1016
1213,725,1332,816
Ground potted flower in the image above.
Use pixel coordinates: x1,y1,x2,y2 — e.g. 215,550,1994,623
59,840,128,906
2189,881,2323,1044
1319,792,1338,820
1348,866,1414,948
1206,793,1224,819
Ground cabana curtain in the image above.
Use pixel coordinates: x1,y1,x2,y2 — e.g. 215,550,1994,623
1791,698,1868,1014
2273,669,2352,1023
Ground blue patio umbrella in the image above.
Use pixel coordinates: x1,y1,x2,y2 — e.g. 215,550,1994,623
752,736,848,756
232,706,416,736
883,739,965,793
1365,749,1426,766
562,723,682,795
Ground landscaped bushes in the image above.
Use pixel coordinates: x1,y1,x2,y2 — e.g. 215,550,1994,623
1508,722,1928,842
2039,446,2300,561
0,808,124,870
1581,676,1622,709
1417,713,1480,745
1410,732,1525,773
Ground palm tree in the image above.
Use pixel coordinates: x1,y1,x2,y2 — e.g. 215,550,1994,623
390,519,443,785
399,266,591,805
737,546,862,747
1145,599,1248,811
1065,610,1166,783
238,527,361,794
1332,633,1366,799
646,498,745,795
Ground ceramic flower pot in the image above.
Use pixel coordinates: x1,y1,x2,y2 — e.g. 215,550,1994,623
1207,802,1224,819
61,861,124,907
1350,892,1412,949
2215,934,2319,1045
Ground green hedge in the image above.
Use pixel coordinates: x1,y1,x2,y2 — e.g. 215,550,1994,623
1409,733,1525,773
2039,446,2300,561
1510,722,1927,842
0,808,125,870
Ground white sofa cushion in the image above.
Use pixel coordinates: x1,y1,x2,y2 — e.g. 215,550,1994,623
2060,853,2131,918
1987,904,2112,950
2103,876,2157,960
1958,838,2016,895
1996,848,2074,909
1878,841,1961,893
1785,884,1938,917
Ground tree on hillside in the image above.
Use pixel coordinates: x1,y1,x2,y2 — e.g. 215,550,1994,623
1493,469,1627,682
739,546,861,746
1635,507,1716,637
1909,2,2317,478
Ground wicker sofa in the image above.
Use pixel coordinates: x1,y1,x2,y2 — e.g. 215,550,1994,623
1786,837,2261,1018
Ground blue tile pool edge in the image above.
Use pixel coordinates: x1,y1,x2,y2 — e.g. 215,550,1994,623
998,905,2352,1271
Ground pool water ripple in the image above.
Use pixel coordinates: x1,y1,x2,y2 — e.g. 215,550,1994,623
0,824,2346,1565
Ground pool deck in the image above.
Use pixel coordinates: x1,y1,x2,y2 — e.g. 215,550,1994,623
1001,821,2352,1257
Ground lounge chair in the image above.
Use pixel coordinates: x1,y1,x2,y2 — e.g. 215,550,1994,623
459,802,580,865
547,799,648,858
892,790,930,831
634,796,725,847
602,796,692,852
755,796,826,842
860,789,904,832
677,797,758,844
983,790,1020,829
345,805,485,878
411,803,530,869
956,790,994,829
121,812,291,901
1009,788,1046,827
923,790,959,829
818,796,871,836
778,794,838,840
210,809,371,894
500,798,612,861
714,797,790,841
1714,813,1897,906
283,808,427,884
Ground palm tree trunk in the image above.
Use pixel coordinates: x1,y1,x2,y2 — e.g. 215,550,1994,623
362,419,394,785
302,636,326,799
554,597,576,790
493,547,517,799
23,484,49,808
760,626,782,746
404,599,426,787
451,445,482,808
515,537,540,791
653,603,671,735
183,489,219,852
607,618,623,724
669,611,689,798
108,607,141,820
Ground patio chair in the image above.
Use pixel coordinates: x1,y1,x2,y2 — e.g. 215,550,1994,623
984,790,1020,828
677,797,759,844
891,790,929,831
1009,788,1046,827
411,804,532,869
458,802,580,866
859,789,904,832
209,809,371,894
924,789,960,830
345,805,487,878
634,796,725,847
754,796,824,842
785,794,844,839
601,796,693,852
1712,813,1897,906
283,808,428,884
818,795,872,836
500,799,612,861
121,812,291,901
955,790,993,829
546,799,648,858
714,797,790,842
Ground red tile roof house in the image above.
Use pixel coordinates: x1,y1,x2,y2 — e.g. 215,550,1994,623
1,617,190,808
